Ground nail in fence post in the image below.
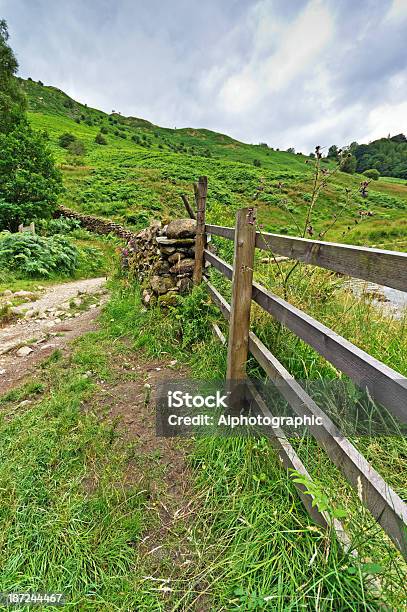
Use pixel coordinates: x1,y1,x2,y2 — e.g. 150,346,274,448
193,176,208,285
226,207,257,380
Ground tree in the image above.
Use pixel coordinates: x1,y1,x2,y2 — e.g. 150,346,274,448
0,123,62,230
0,20,26,133
286,147,295,154
340,153,357,174
327,145,339,159
0,22,62,231
363,168,380,180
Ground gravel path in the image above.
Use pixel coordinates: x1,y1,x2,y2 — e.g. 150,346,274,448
0,277,107,393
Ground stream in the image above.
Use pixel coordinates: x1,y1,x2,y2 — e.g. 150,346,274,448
344,279,407,319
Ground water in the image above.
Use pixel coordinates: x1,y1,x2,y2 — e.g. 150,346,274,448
344,279,407,319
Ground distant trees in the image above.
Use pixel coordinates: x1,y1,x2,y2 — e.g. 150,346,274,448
340,153,357,174
327,145,339,159
286,147,295,154
0,20,62,231
353,135,407,178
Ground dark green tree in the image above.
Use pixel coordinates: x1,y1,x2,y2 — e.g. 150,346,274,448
0,124,62,230
0,19,26,133
0,21,62,230
340,153,357,174
327,145,339,159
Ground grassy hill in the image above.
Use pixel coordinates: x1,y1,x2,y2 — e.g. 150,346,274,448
21,78,407,250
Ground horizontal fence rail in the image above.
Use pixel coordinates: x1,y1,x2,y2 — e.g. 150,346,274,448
205,224,407,292
196,193,407,561
204,277,407,559
204,250,407,425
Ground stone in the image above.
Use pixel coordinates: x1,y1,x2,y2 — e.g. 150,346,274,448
169,258,195,275
168,251,185,264
16,346,33,357
153,260,170,275
156,236,195,247
3,289,12,296
166,218,196,239
150,275,176,295
0,368,6,375
158,246,176,256
13,290,36,299
24,309,37,319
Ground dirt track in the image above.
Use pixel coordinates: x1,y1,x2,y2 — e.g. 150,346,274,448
0,277,107,393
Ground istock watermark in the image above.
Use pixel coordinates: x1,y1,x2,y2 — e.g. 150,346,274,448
156,380,407,438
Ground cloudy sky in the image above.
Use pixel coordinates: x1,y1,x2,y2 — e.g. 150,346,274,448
2,0,407,152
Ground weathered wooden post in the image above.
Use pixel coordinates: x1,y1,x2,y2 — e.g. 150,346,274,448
193,176,208,285
226,207,257,380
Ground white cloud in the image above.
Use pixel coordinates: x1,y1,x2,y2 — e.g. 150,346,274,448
386,0,407,21
365,101,407,142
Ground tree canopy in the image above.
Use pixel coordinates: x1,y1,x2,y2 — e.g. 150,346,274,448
0,21,62,231
353,135,407,179
0,19,26,133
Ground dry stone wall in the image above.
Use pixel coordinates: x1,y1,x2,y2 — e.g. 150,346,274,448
57,206,197,307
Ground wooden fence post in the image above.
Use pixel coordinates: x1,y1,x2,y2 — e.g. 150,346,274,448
193,176,208,285
226,207,257,380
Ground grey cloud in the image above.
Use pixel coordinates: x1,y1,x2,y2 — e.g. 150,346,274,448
1,0,406,152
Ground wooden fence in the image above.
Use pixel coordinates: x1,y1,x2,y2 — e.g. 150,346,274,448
191,176,407,560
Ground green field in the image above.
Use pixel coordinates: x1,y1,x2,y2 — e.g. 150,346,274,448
21,78,407,251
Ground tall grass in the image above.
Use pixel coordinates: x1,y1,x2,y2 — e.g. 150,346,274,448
103,281,406,609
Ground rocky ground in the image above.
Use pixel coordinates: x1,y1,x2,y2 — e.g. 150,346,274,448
0,277,108,393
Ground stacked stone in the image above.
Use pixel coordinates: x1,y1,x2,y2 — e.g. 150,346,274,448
57,206,133,240
141,218,196,307
57,206,198,307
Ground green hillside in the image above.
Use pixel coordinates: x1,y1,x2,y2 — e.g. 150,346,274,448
21,78,407,250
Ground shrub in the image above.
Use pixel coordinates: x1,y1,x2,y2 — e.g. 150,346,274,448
58,132,76,148
37,217,82,236
100,126,109,134
0,123,62,231
363,168,380,180
95,132,107,145
253,159,261,167
0,233,78,276
67,139,85,156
